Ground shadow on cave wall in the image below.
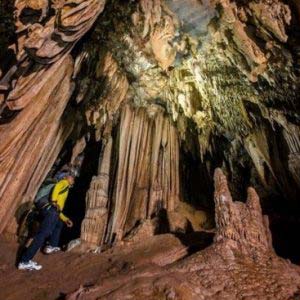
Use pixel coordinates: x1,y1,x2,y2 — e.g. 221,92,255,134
259,123,300,264
269,206,300,265
0,0,16,71
179,129,215,212
177,133,216,254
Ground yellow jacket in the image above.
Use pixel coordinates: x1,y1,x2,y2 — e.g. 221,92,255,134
51,179,70,222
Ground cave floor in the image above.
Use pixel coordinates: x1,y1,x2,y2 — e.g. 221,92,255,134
1,226,300,300
0,233,211,300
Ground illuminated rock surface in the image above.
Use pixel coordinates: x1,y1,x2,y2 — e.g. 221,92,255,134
0,0,300,299
65,170,300,299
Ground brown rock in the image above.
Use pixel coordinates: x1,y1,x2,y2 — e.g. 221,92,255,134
66,169,300,300
0,55,74,234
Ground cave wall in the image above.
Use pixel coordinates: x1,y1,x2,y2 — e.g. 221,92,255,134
0,54,74,234
0,0,300,241
0,0,106,234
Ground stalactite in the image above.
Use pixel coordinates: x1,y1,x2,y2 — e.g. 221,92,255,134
6,57,68,110
78,104,180,249
244,129,275,188
18,0,106,63
109,104,180,243
283,124,300,187
85,51,129,134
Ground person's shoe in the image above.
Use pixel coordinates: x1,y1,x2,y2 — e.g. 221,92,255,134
29,260,39,266
44,246,61,254
18,260,42,271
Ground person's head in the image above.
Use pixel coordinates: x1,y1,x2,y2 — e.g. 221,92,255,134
66,175,75,186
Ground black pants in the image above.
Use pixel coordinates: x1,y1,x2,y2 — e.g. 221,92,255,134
21,206,63,262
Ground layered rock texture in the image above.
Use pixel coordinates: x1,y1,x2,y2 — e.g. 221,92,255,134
1,0,300,298
80,104,180,250
65,169,300,300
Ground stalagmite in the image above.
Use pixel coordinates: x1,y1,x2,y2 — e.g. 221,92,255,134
80,137,112,250
214,168,273,254
65,169,300,300
78,104,181,249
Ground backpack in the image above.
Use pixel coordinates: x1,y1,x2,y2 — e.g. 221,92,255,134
54,171,69,181
34,182,56,210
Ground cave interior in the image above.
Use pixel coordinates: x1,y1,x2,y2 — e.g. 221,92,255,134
1,0,300,299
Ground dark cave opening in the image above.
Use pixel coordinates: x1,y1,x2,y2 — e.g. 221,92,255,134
180,147,214,213
268,202,300,265
59,131,102,246
179,134,216,233
259,180,300,265
261,124,300,264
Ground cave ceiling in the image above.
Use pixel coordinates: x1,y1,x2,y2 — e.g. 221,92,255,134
74,0,300,198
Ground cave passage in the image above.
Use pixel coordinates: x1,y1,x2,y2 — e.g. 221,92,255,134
180,148,214,212
60,133,102,246
262,193,300,264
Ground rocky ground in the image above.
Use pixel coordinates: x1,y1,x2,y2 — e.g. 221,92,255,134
1,169,300,300
0,233,211,300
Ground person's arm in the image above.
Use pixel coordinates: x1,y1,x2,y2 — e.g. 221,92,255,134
61,213,73,227
59,212,69,223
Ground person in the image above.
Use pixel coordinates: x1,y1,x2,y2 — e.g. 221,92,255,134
18,174,75,271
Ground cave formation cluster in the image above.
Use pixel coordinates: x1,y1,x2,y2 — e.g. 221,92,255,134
1,0,300,299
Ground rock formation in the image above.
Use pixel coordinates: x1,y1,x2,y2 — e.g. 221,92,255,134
80,104,180,250
1,0,299,236
0,0,106,234
65,169,300,300
0,0,300,298
0,54,74,234
80,136,112,250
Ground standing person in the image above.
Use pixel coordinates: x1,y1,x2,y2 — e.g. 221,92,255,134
18,174,75,271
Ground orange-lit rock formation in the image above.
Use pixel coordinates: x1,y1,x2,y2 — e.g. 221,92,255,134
0,1,300,298
66,169,300,300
